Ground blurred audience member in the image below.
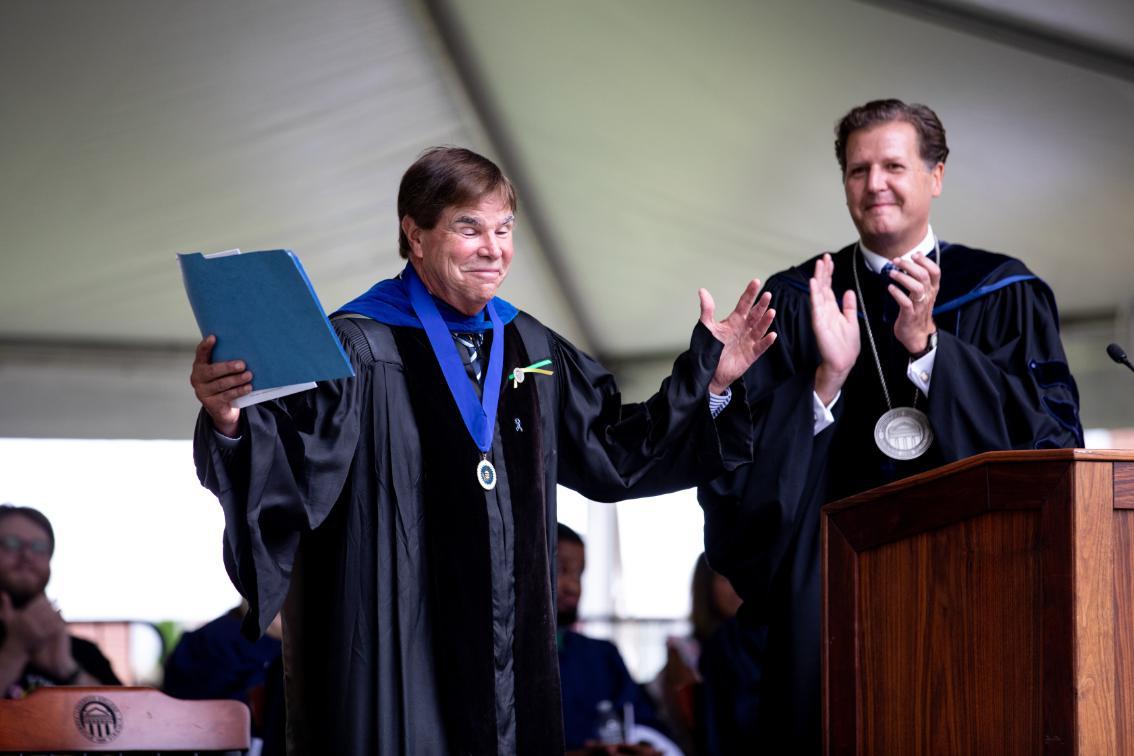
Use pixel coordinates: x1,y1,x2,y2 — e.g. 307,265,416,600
163,603,281,702
163,602,283,741
698,611,766,754
648,553,742,755
557,523,668,755
0,504,120,698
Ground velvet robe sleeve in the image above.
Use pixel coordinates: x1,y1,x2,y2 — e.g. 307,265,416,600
552,321,754,502
193,322,368,637
926,276,1083,454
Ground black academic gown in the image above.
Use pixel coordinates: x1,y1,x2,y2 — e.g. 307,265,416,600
195,311,752,755
699,242,1082,752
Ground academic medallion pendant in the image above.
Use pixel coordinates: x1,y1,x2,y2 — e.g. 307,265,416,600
874,407,933,461
477,457,497,491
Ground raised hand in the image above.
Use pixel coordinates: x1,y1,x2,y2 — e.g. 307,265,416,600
0,592,31,661
699,279,777,395
809,253,860,404
885,252,939,354
1,593,55,654
0,592,75,681
0,592,33,687
190,335,252,437
20,595,75,679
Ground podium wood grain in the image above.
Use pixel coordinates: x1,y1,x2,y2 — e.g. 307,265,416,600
0,686,250,751
822,449,1134,755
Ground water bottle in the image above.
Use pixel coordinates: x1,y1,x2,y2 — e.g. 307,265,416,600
594,699,624,744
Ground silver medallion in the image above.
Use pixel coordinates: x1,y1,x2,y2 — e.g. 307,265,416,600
477,457,497,491
874,407,933,460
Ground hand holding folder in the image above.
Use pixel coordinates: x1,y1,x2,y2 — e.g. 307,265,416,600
179,249,355,410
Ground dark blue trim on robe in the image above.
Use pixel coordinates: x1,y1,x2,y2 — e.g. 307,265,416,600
768,243,1042,319
933,273,1037,316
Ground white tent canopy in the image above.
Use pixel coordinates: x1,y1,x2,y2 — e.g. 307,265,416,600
2,0,1133,438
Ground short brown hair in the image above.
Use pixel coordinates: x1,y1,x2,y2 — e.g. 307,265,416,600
834,99,949,176
397,146,517,259
0,504,55,556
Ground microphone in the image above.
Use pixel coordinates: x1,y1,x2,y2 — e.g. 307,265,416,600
1106,342,1134,374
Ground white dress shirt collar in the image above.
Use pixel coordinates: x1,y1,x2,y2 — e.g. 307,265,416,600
859,226,936,274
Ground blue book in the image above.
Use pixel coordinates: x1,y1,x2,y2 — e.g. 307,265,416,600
178,249,355,407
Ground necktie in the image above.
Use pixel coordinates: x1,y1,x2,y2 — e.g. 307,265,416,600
453,332,484,389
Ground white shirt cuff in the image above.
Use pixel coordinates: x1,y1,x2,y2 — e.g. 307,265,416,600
907,347,937,395
812,390,839,435
213,429,244,447
709,387,732,418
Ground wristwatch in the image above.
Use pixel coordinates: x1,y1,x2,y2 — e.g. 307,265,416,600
910,331,937,360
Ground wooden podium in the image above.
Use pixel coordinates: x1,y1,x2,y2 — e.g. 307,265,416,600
822,449,1134,754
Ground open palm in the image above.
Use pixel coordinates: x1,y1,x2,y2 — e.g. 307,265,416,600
809,254,859,401
699,279,777,394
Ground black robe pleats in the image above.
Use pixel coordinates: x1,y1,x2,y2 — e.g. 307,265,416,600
393,324,561,754
699,242,1083,752
195,310,752,755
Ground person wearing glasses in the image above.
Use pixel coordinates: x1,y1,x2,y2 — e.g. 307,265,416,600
0,504,120,698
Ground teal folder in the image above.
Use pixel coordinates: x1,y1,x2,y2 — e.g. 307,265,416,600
178,249,354,406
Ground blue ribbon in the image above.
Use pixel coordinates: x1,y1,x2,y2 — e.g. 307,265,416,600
404,264,503,454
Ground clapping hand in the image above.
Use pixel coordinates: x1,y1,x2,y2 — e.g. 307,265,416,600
699,279,777,395
885,252,939,354
809,253,860,404
1,592,78,680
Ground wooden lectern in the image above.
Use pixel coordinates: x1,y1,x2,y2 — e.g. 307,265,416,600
822,449,1134,754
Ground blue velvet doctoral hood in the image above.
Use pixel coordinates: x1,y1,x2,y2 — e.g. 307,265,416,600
334,263,519,333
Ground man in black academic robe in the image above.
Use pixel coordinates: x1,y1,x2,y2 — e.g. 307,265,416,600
699,100,1083,751
190,146,777,754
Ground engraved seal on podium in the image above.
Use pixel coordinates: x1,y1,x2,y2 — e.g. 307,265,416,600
74,696,123,744
874,407,933,460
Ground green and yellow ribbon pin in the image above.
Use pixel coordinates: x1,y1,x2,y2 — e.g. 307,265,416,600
508,359,553,389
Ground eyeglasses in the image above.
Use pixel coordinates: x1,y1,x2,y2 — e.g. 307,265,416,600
0,534,51,557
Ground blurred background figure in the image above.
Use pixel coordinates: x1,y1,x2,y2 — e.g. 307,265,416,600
697,604,767,754
647,553,741,755
557,523,672,755
163,603,284,750
0,504,120,698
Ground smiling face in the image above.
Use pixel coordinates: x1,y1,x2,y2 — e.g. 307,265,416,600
0,513,52,605
843,120,944,259
403,191,515,316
